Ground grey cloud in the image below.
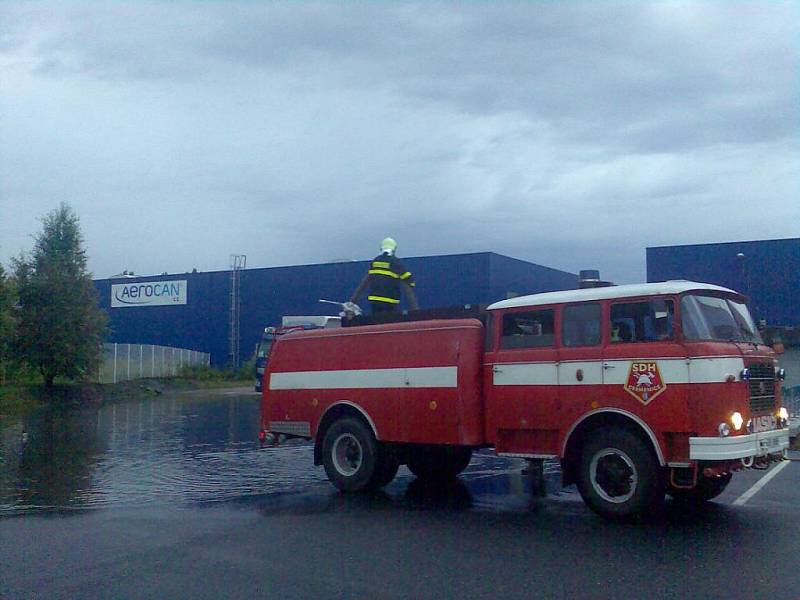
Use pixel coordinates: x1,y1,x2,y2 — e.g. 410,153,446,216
2,4,208,81
195,3,799,155
1,2,797,284
7,3,797,150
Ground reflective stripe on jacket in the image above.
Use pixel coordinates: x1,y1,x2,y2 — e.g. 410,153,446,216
367,253,415,304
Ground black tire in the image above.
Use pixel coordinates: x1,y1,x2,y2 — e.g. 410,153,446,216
406,446,473,480
321,418,397,492
576,427,664,519
369,454,400,490
668,472,732,503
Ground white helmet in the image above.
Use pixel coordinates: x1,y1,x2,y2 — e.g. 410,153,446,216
380,237,397,255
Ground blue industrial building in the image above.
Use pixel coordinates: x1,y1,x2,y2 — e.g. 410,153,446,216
94,252,578,367
647,238,800,327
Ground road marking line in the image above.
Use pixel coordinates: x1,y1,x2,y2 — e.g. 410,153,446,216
732,460,791,506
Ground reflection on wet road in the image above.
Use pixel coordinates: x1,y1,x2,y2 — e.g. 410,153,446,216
1,392,315,514
0,389,567,516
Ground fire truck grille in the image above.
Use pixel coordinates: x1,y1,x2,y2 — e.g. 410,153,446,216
747,362,776,414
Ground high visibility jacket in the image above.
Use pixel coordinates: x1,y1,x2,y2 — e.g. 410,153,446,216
367,253,415,305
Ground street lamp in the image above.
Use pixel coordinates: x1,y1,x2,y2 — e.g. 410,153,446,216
735,253,747,291
736,252,762,328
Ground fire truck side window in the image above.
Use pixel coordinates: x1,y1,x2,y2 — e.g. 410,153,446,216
562,303,601,347
610,299,674,343
500,309,555,349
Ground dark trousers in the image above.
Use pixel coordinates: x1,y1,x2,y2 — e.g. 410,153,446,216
370,301,397,315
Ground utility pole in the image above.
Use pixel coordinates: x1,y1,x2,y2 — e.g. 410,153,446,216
228,254,246,368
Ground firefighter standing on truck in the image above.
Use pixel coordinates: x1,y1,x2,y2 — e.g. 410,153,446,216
350,237,419,314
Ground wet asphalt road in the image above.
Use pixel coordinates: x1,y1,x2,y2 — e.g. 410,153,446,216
1,388,799,600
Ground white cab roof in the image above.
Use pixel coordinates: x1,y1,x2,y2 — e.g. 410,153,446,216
487,281,739,311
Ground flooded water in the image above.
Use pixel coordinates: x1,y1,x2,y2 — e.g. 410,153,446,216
0,388,564,517
0,389,315,515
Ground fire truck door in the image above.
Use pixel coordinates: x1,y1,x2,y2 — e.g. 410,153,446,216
557,302,606,418
601,298,689,433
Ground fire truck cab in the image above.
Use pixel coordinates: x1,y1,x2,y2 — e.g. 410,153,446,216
260,281,790,519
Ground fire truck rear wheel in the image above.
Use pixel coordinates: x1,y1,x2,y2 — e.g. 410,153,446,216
322,418,396,492
576,428,664,520
369,453,400,490
668,472,732,503
406,446,473,480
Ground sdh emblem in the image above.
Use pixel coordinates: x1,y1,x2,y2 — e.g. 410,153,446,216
624,361,666,405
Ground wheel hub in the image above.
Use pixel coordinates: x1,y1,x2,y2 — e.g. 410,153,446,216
332,433,363,476
590,448,638,504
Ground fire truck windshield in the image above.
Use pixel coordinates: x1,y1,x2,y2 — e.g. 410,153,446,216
680,294,763,344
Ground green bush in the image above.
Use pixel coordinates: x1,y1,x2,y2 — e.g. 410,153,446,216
178,358,254,382
233,357,256,381
2,360,44,385
178,364,226,381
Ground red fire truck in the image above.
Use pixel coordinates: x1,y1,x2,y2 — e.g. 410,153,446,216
259,282,790,518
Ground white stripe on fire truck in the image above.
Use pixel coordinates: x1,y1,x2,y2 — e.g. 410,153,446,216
492,357,746,386
686,356,746,384
493,362,590,386
268,366,458,390
601,357,745,385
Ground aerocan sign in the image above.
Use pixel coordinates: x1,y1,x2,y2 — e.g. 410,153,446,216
111,279,187,308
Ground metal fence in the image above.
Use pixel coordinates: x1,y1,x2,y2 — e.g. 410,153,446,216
784,385,800,440
98,343,210,384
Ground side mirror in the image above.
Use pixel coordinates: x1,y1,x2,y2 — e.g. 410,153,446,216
772,342,785,354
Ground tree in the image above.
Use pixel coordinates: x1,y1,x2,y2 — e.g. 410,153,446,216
0,264,14,384
13,203,107,387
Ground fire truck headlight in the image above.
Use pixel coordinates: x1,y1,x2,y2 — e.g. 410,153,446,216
731,412,744,431
775,368,786,381
778,407,789,424
718,422,731,437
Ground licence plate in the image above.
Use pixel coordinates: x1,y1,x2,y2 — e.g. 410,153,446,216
759,437,780,451
751,415,777,433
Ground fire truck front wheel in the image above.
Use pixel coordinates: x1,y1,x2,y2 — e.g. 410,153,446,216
576,428,664,520
322,418,397,492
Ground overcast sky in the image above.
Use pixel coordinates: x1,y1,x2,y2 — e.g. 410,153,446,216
1,2,798,284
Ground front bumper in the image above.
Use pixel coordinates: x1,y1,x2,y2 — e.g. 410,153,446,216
689,428,790,461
